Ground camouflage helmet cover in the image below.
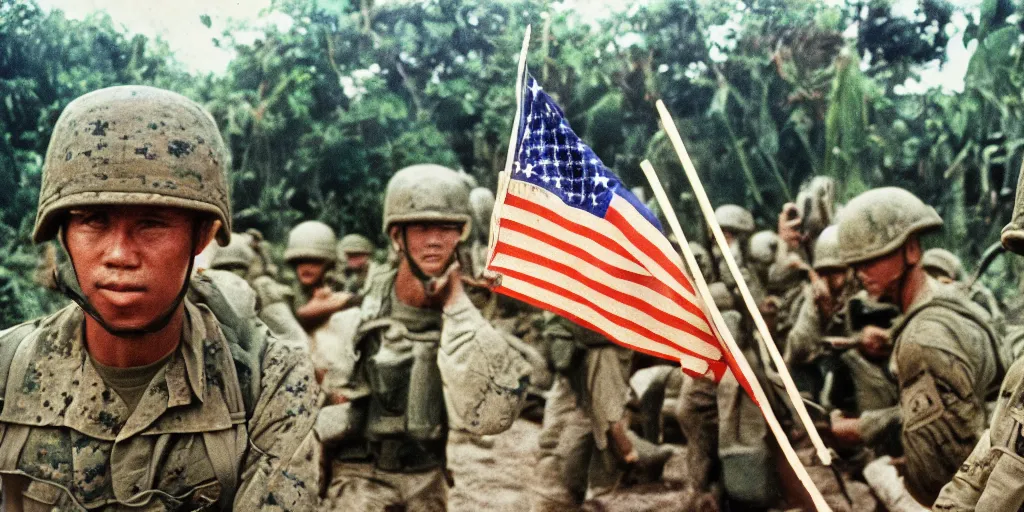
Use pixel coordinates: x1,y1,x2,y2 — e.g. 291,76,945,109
284,220,337,263
1002,160,1024,254
382,164,473,240
748,230,781,265
714,204,755,234
337,233,375,255
920,247,962,280
812,225,843,271
837,187,942,266
210,232,257,269
34,85,231,245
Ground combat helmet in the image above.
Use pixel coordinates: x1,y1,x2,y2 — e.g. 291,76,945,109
837,187,942,266
714,204,755,235
337,234,375,256
921,248,962,280
284,221,337,264
211,232,257,271
688,241,714,279
812,225,843,272
748,230,781,265
34,85,231,245
383,164,473,240
469,187,496,241
1002,161,1024,254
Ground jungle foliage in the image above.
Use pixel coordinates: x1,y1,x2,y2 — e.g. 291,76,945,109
1,0,1023,322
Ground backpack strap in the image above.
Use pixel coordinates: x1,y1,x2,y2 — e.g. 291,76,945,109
0,321,41,415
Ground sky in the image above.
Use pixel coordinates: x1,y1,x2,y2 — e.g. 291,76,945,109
35,0,980,93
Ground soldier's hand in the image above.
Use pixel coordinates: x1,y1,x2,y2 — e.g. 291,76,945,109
829,410,863,446
426,261,465,307
858,325,892,359
778,202,805,249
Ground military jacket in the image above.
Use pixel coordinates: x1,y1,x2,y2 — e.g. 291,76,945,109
933,357,1024,511
889,279,999,506
0,300,321,511
312,267,530,447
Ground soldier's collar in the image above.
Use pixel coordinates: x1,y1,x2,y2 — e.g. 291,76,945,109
179,299,207,404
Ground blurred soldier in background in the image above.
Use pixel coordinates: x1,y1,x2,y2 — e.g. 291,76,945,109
285,220,355,332
337,233,376,293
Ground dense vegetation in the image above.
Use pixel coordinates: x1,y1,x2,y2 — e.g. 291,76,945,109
2,0,1022,322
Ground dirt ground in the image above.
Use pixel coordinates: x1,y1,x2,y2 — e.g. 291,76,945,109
447,419,691,512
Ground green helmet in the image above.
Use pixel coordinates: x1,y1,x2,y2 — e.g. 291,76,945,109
921,248,962,280
337,233,375,256
714,204,755,235
748,230,780,265
709,282,735,310
284,221,337,264
34,85,231,245
469,187,496,240
382,164,472,240
812,225,843,272
1002,161,1024,254
837,187,942,266
211,232,257,270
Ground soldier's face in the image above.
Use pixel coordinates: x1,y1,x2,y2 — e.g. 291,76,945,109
64,205,203,330
393,222,463,277
820,269,848,296
295,260,329,287
345,253,371,271
854,248,908,303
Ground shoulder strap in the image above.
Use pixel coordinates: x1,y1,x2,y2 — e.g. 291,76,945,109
895,288,1007,392
0,321,40,414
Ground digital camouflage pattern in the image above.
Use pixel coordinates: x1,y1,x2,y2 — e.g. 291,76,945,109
836,187,942,266
284,221,338,264
0,299,321,511
33,85,232,246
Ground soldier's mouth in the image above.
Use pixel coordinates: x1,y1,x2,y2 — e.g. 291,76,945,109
98,283,147,293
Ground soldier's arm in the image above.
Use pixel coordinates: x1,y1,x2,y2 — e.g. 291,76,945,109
438,289,530,436
896,322,987,506
235,338,322,511
783,286,823,366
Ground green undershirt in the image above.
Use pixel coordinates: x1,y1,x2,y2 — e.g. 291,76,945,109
91,350,175,415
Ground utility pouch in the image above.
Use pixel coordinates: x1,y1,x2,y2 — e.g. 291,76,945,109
407,340,444,440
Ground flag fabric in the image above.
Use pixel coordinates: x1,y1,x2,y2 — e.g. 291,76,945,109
487,74,742,384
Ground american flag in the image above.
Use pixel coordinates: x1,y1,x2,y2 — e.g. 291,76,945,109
487,74,746,385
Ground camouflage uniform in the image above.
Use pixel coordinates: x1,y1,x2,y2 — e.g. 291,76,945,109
837,187,1003,506
530,314,634,512
336,234,376,294
316,165,530,512
0,86,320,510
932,167,1024,511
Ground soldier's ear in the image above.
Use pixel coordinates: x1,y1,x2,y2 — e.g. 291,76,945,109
194,218,221,257
905,237,922,266
388,226,403,253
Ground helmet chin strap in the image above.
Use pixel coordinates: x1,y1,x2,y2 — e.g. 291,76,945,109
55,223,200,338
398,226,459,299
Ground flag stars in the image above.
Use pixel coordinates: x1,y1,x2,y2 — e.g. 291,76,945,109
594,176,610,188
529,80,542,98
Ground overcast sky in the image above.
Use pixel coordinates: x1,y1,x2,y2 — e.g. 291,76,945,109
35,0,979,93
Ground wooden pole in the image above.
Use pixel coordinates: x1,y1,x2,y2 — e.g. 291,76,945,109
641,160,832,511
655,100,833,466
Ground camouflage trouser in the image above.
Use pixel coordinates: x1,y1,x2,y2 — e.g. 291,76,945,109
321,462,448,512
530,376,622,512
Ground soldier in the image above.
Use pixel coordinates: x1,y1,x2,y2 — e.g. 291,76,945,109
0,86,320,510
285,220,353,332
921,248,1004,329
833,187,1003,506
713,204,769,303
933,167,1024,510
210,231,258,279
315,164,530,511
337,233,376,293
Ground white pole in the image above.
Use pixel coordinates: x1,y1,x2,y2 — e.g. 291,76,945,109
655,100,833,466
641,160,833,512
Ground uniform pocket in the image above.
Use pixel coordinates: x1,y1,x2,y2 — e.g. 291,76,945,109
22,479,66,510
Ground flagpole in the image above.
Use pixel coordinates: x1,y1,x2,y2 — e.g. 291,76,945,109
488,26,532,267
641,160,832,512
654,100,833,466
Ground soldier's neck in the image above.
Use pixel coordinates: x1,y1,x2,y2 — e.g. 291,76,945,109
84,306,184,368
394,263,443,309
900,265,931,313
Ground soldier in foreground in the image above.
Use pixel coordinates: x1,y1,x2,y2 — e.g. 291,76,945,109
316,164,530,511
0,86,320,510
835,187,1003,506
933,168,1024,510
